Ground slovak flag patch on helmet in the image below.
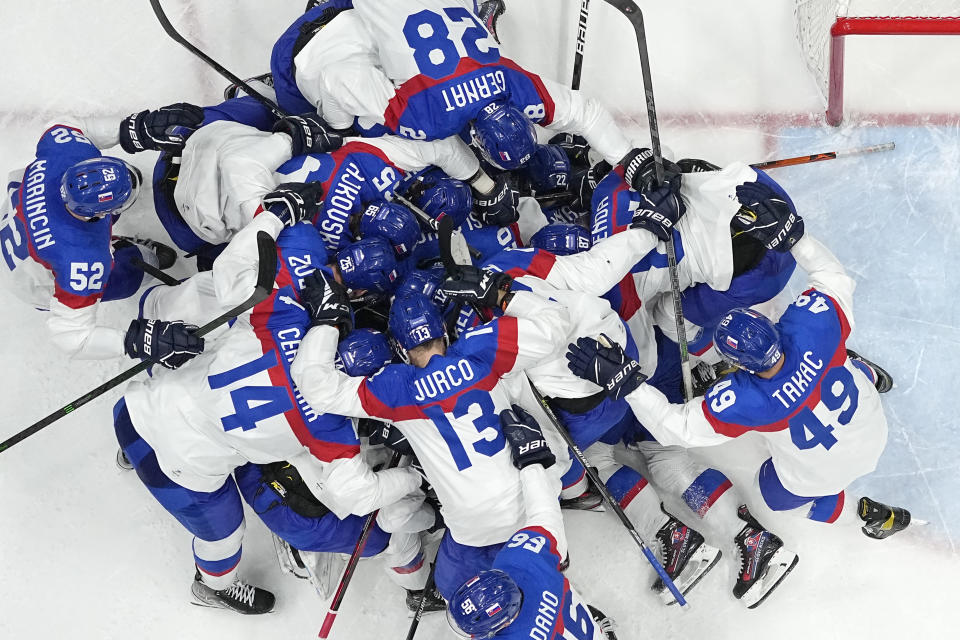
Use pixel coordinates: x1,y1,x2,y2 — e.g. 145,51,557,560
499,151,512,163
98,192,114,203
485,603,503,617
725,336,739,349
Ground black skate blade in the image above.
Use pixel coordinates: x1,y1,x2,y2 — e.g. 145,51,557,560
659,547,723,606
745,549,799,609
189,599,277,614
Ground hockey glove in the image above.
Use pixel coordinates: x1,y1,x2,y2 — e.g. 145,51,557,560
565,334,648,401
300,269,354,335
571,160,612,212
123,319,204,370
272,113,344,156
629,182,686,242
619,147,683,194
261,182,325,227
477,0,506,43
441,265,512,309
475,174,519,226
119,102,205,154
548,132,593,172
500,405,556,470
368,422,414,456
733,180,805,252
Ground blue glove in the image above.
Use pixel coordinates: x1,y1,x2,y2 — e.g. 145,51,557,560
119,102,205,153
123,319,204,369
475,174,519,226
734,180,804,252
630,182,686,242
299,269,354,334
262,182,324,227
272,113,344,156
499,405,556,470
565,334,648,401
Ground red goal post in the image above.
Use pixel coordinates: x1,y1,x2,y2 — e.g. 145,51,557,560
795,0,960,125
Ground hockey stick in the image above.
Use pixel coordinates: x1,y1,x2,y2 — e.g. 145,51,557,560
132,258,180,287
524,375,688,607
148,0,289,119
749,142,895,170
404,561,438,640
0,231,277,455
572,0,592,90
317,450,404,639
601,0,694,402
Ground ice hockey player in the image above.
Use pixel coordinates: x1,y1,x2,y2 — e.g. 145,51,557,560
289,266,575,599
0,106,202,360
234,328,444,612
446,405,617,639
454,195,733,604
117,201,426,615
485,194,802,606
567,179,912,548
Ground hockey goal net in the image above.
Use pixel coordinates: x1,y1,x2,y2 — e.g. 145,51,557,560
795,0,960,125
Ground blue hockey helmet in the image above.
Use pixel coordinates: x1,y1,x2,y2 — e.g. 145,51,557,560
447,570,523,638
713,307,782,373
60,157,142,219
388,293,447,362
530,223,592,256
470,100,537,170
359,200,420,259
336,236,400,294
335,328,393,376
411,170,473,228
394,264,447,307
525,144,572,194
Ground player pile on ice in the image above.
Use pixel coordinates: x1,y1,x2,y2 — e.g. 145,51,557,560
0,0,912,636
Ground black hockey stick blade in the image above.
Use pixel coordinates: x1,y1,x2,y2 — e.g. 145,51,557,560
132,258,180,287
0,232,277,455
405,561,438,640
148,0,289,119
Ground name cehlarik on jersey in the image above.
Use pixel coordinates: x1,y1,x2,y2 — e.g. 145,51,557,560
275,324,320,423
772,350,825,409
413,358,477,401
20,159,54,249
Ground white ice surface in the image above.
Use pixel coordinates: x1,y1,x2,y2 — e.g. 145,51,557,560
1,1,959,639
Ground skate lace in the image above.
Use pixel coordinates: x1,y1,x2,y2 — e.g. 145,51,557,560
597,616,617,634
222,580,257,607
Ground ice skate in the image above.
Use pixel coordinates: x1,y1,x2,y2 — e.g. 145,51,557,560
846,349,894,393
733,508,799,609
651,511,722,605
858,497,911,539
560,485,605,512
588,605,618,640
112,235,178,270
271,533,309,580
191,570,275,615
223,72,274,101
116,448,133,471
405,585,446,616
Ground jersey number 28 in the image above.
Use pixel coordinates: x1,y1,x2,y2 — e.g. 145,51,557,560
403,8,499,78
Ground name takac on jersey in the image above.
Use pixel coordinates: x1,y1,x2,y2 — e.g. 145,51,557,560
771,350,824,409
21,160,55,250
